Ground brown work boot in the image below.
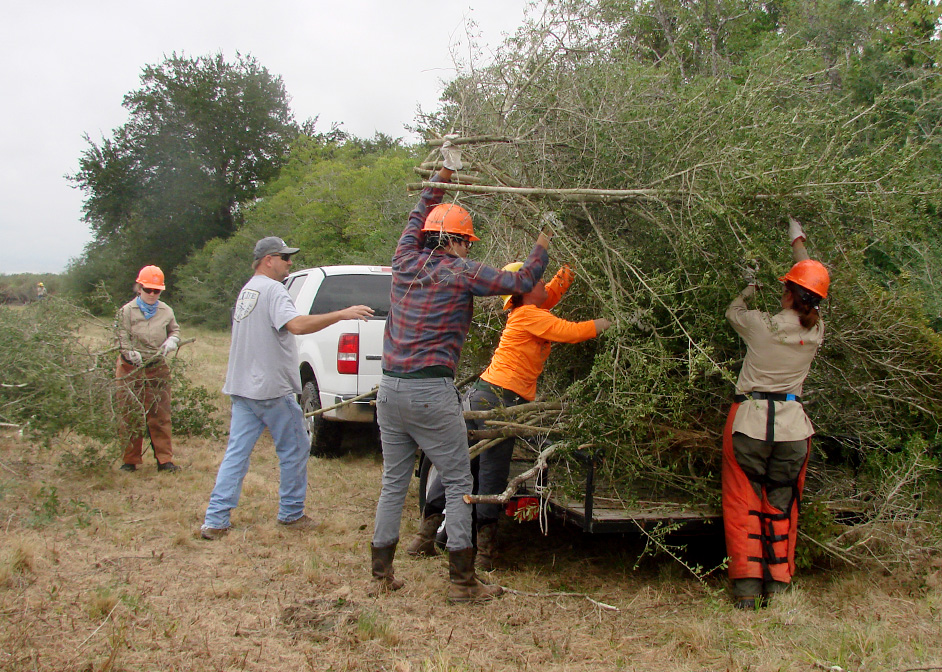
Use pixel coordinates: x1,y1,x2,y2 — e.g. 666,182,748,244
369,541,404,596
447,547,503,603
475,521,499,571
277,514,318,530
406,513,444,557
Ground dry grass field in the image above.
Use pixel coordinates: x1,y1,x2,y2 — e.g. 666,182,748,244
1,326,941,672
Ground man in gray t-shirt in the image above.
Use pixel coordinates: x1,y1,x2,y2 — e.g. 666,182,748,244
201,237,373,540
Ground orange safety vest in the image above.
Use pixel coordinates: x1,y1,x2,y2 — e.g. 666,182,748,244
722,402,810,583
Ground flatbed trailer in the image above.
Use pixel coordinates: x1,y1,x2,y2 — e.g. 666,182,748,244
417,445,721,535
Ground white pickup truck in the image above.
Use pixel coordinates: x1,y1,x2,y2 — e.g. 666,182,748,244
285,265,391,456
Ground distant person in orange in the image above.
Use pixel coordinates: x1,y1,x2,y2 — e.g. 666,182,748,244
722,217,829,609
115,265,181,473
409,258,611,569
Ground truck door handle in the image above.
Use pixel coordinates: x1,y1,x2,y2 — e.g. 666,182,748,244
365,355,382,361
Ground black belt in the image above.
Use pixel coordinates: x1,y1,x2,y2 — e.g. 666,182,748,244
734,392,801,403
734,391,802,445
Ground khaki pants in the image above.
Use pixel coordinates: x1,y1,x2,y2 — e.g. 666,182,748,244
116,359,173,465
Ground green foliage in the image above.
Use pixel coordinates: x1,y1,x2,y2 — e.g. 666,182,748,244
170,363,222,438
0,300,118,441
174,134,418,326
67,52,298,311
423,0,942,562
26,485,61,529
794,499,842,569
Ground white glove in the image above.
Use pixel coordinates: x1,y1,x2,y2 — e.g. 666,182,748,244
742,264,758,285
125,350,143,366
788,216,806,244
441,135,463,171
541,211,562,229
159,336,179,356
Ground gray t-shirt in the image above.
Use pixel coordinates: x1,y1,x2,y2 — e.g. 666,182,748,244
223,274,301,400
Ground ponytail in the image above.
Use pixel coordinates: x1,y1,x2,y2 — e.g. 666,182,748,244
786,281,821,330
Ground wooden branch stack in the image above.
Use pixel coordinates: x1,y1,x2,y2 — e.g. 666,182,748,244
465,401,564,460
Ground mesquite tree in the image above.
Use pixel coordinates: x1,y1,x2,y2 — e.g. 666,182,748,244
420,0,942,565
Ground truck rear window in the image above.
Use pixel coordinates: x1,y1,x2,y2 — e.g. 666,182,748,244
309,275,391,318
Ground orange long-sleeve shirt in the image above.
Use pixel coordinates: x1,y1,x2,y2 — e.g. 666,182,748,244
480,269,597,400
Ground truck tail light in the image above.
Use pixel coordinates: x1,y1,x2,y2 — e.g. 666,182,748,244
337,333,359,374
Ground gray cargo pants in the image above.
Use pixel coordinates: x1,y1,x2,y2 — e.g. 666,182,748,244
373,375,474,551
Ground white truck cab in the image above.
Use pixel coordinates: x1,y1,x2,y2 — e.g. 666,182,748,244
285,265,391,455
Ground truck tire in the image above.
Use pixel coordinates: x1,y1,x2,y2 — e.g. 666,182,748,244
300,380,343,457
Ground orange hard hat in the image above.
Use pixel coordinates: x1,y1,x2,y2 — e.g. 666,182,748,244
499,261,524,310
422,203,479,241
779,259,829,299
136,265,166,290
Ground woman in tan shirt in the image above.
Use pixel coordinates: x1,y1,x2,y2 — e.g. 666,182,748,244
115,265,181,472
722,218,830,609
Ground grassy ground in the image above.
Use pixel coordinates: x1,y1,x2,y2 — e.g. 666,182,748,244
1,326,940,672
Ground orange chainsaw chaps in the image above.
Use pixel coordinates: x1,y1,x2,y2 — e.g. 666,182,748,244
722,403,809,583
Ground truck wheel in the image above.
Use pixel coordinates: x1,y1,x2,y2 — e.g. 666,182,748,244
300,380,343,457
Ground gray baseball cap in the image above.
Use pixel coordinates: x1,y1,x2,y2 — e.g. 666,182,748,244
253,236,300,260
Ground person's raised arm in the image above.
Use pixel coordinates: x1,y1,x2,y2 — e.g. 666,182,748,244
285,305,374,335
788,216,811,263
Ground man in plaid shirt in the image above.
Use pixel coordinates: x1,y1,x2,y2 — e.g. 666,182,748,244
370,137,551,602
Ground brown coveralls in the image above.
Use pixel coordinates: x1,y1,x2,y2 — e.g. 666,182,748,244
115,299,180,466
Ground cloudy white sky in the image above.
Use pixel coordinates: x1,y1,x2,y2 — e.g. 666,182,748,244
0,1,530,275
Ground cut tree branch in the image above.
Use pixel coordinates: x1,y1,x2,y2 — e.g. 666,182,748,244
465,443,560,504
407,180,678,203
463,401,562,420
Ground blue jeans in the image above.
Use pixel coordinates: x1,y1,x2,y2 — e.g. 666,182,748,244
203,394,309,529
373,376,473,551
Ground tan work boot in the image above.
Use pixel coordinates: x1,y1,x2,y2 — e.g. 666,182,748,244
406,513,444,557
475,521,499,571
200,525,230,541
369,541,404,596
277,514,318,530
447,547,503,603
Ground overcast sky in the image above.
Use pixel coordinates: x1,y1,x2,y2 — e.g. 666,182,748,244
0,1,530,275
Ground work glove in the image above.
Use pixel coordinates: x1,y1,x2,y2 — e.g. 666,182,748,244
788,216,806,244
540,211,562,238
555,264,575,291
441,135,463,171
742,265,758,286
124,350,143,367
159,336,179,356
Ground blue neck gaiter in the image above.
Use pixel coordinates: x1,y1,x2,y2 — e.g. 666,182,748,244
136,296,158,320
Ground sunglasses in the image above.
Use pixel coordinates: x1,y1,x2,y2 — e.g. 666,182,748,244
457,238,474,250
271,253,293,261
141,287,161,295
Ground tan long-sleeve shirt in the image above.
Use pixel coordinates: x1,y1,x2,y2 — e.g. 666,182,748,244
116,299,181,360
725,295,824,441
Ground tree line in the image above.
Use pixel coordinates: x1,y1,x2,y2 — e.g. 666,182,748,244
66,52,419,325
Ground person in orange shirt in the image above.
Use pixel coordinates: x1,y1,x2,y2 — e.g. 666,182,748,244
408,261,611,569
